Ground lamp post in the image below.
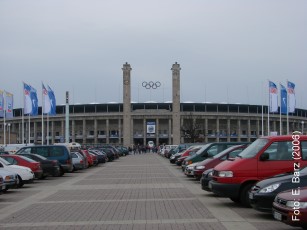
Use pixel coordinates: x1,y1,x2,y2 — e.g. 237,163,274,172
302,121,304,135
8,123,11,144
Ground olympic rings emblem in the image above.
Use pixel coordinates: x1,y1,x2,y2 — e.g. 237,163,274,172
142,81,161,89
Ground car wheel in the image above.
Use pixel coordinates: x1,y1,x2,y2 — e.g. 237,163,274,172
17,175,24,188
240,183,254,207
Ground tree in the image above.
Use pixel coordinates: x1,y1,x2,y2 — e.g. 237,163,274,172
181,112,204,143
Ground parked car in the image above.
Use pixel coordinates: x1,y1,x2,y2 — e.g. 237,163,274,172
71,152,86,171
0,154,43,179
210,135,307,207
192,145,247,180
272,187,307,228
17,153,61,177
249,167,307,212
16,145,73,174
88,149,106,163
182,142,249,171
175,145,203,166
0,157,34,187
0,169,18,191
200,168,214,191
165,143,196,159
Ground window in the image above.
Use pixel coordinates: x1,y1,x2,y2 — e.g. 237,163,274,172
50,147,64,157
35,147,49,157
264,141,292,161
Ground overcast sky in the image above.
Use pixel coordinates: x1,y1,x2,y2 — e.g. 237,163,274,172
1,0,306,109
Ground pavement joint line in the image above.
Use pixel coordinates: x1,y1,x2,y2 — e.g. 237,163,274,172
0,218,220,227
38,197,197,203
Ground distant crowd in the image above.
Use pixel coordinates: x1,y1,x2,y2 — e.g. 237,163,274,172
129,145,158,154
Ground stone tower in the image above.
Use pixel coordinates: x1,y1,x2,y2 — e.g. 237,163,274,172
122,62,132,147
171,62,181,144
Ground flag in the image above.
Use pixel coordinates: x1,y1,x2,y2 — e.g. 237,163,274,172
5,92,13,118
23,82,38,116
42,83,51,114
47,85,56,115
280,84,287,114
269,81,278,113
0,90,4,117
287,81,296,113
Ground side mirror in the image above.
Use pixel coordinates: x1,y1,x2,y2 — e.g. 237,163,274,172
260,152,269,161
202,152,208,158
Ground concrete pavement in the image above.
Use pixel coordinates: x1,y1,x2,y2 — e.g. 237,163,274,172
0,154,299,229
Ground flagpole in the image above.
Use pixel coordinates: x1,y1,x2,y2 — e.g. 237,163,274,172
28,114,30,144
22,83,24,144
3,91,6,146
261,81,264,136
47,114,49,145
286,80,289,134
42,84,44,145
279,84,282,135
267,80,270,136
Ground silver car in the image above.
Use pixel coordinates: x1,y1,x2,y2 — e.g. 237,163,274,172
71,152,85,171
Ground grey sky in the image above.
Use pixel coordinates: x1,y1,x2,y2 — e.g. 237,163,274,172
1,0,306,109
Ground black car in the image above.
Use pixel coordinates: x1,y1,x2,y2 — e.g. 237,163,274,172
17,153,61,177
249,167,307,212
200,168,214,191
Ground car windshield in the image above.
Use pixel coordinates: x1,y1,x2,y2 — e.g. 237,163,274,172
237,138,268,158
212,145,239,159
0,157,12,166
19,155,37,163
195,144,211,155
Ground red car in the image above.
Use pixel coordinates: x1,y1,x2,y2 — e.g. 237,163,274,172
175,146,202,166
192,145,247,180
273,187,307,228
0,155,43,179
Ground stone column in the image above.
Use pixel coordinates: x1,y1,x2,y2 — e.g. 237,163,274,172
143,118,146,146
34,122,37,144
172,62,181,145
156,118,159,146
227,119,230,142
205,118,208,143
118,119,121,145
122,62,132,147
72,120,75,142
237,120,241,141
248,119,251,142
106,119,109,144
216,118,220,142
82,119,86,144
168,118,172,144
94,119,98,144
51,121,55,144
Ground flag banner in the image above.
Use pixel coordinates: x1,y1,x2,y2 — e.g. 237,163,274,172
42,83,51,114
146,121,156,134
0,90,4,118
280,84,287,114
5,92,13,118
287,81,296,113
24,82,38,116
24,83,32,114
30,86,38,116
48,85,56,115
269,81,278,113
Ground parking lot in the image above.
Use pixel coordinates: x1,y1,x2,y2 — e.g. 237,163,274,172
0,154,300,230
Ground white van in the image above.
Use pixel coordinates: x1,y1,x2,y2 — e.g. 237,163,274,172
1,144,34,154
148,141,155,148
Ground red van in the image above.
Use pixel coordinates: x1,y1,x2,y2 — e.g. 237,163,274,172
210,134,307,207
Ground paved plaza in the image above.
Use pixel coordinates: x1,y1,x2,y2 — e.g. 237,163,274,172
0,154,300,230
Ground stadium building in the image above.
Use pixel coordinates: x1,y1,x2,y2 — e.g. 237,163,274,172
1,62,307,147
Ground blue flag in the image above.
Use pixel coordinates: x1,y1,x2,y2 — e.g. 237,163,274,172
5,92,14,118
24,82,38,116
47,85,56,115
280,84,287,114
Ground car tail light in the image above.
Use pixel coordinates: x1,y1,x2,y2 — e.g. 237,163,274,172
67,159,72,165
52,160,58,166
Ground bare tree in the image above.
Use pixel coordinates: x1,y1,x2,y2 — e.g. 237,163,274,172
181,112,204,143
